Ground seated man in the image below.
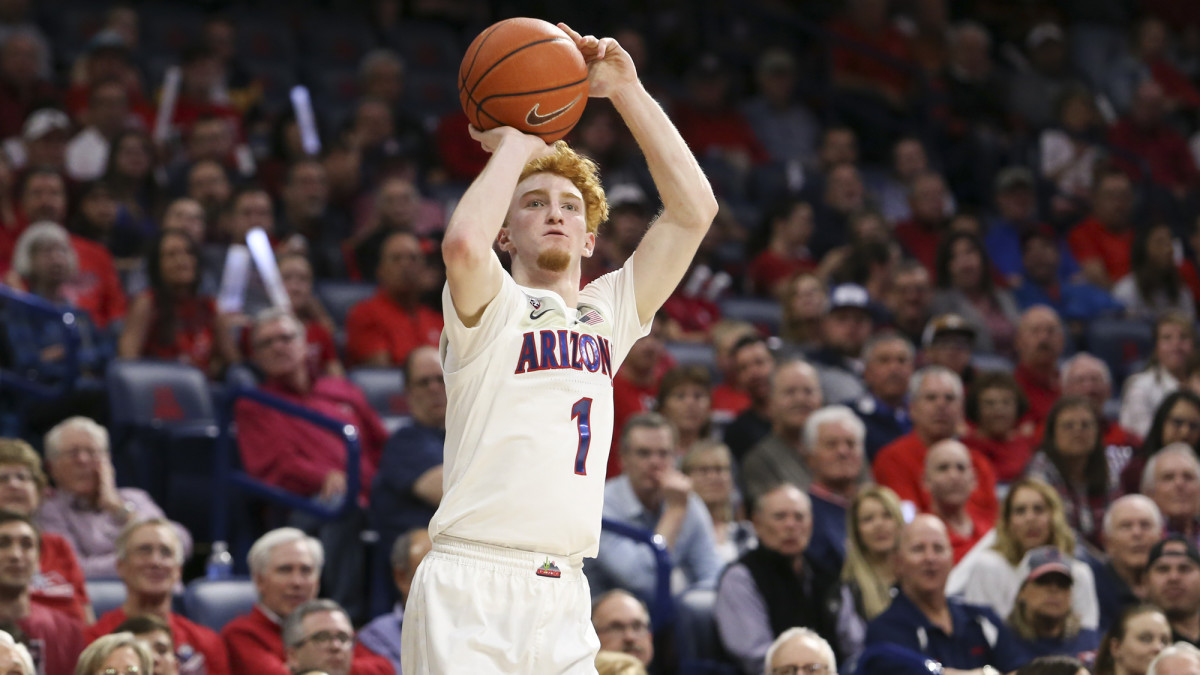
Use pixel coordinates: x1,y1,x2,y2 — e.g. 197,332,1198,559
741,359,824,503
38,416,192,579
588,413,721,603
85,518,229,674
1006,547,1100,661
804,405,868,578
591,590,654,669
865,515,1026,673
344,231,443,368
221,528,392,675
850,333,914,462
359,529,432,674
923,439,990,563
714,484,838,675
1145,535,1200,648
282,600,362,675
764,628,838,675
115,614,179,675
0,511,84,675
1149,643,1200,674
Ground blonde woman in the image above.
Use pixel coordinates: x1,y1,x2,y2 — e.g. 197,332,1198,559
75,632,153,675
947,477,1100,629
832,485,904,673
680,441,755,565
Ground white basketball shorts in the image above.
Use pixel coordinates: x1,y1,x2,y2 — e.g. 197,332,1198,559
400,536,601,674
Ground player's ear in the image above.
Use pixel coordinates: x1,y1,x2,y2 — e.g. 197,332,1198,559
582,231,596,258
497,226,514,252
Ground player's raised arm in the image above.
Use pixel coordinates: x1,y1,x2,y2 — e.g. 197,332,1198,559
559,24,719,325
441,127,555,326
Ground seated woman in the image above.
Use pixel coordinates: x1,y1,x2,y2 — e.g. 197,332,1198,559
1092,605,1171,675
117,230,239,379
37,416,192,579
681,441,754,566
930,231,1021,358
778,272,827,352
656,365,714,460
1119,390,1200,494
963,371,1037,483
948,477,1101,630
1112,223,1195,321
277,252,343,378
1005,546,1101,661
1024,397,1124,549
1119,312,1195,438
745,198,817,298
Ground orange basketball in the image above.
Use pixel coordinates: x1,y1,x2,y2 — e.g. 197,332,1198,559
458,18,589,143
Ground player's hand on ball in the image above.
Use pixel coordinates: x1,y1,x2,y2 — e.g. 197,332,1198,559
557,23,636,99
661,470,693,508
468,125,555,161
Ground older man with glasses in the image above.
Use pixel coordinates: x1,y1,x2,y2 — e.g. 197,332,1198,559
591,590,654,668
282,600,360,675
763,627,836,675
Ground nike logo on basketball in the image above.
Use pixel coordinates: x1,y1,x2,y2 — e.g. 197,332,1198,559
525,96,581,126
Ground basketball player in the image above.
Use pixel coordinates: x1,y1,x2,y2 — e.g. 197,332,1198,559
399,24,718,675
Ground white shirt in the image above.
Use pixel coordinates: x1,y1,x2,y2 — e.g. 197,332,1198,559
1120,365,1179,439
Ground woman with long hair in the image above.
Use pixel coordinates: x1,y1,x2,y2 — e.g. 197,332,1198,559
118,229,239,379
832,485,904,673
102,129,162,251
1113,222,1195,321
779,272,827,351
1092,605,1171,675
1120,312,1196,437
656,365,714,459
1119,389,1200,494
1024,396,1122,547
680,441,754,566
930,231,1021,357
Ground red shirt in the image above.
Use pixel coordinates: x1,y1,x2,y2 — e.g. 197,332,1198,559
1014,362,1061,427
88,608,230,675
20,603,84,675
304,319,339,373
345,291,443,368
893,219,941,278
746,249,816,297
235,377,387,502
1109,119,1199,190
1182,259,1200,312
33,533,90,622
827,17,915,97
939,510,991,563
608,374,659,477
222,605,394,675
66,234,127,328
1067,216,1133,283
711,383,751,418
141,292,219,372
873,432,999,523
673,104,769,165
963,430,1038,483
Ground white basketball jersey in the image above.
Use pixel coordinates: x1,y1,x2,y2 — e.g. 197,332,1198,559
431,256,650,558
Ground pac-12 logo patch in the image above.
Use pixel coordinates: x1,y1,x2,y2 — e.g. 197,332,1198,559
527,295,541,310
536,558,561,578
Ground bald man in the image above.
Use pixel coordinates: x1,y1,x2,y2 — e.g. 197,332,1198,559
865,515,1025,674
741,359,824,504
923,440,989,563
1013,306,1064,426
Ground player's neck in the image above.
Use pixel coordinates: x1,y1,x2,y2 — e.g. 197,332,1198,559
512,261,582,307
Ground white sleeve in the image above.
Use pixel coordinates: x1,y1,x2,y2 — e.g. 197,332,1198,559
579,253,653,370
1119,372,1154,439
440,274,523,372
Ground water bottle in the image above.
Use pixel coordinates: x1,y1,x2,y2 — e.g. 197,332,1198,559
206,541,233,580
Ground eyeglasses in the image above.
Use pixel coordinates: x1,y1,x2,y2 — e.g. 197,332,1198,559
596,620,649,636
295,630,354,648
771,665,830,675
98,668,140,675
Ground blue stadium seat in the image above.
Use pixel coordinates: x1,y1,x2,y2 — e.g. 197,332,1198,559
315,281,376,328
182,578,256,632
664,342,719,380
347,368,410,434
1085,318,1154,388
718,297,782,336
86,579,127,618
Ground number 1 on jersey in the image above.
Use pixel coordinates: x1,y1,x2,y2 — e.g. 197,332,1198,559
572,397,593,475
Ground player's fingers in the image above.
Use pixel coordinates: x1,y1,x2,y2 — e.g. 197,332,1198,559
557,22,583,43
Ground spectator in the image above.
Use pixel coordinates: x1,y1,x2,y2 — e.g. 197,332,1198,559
1067,169,1136,290
281,600,361,675
169,46,239,137
963,372,1036,483
817,209,894,286
1061,353,1141,455
873,138,941,223
833,485,903,672
345,178,421,283
369,346,446,557
14,108,69,173
741,48,821,166
1122,391,1200,495
723,335,776,461
1013,306,1067,426
359,529,430,674
922,313,981,389
1006,546,1102,660
344,231,442,368
76,633,151,675
746,199,817,298
64,79,133,182
1120,313,1195,438
931,231,1021,358
1145,536,1200,647
924,439,990,562
1009,23,1088,132
0,629,32,675
118,229,239,379
873,366,999,522
1039,89,1106,222
764,628,837,675
102,129,160,244
38,416,191,579
1148,643,1200,674
0,439,90,622
656,365,714,459
608,329,668,476
1141,445,1200,549
1094,605,1171,675
185,160,232,235
864,515,1026,672
741,359,824,502
850,333,914,462
892,172,951,276
1095,496,1164,633
985,168,1065,287
277,253,342,378
883,261,934,348
779,273,827,354
714,484,839,675
949,477,1101,630
708,321,757,422
0,30,58,140
591,590,654,669
591,413,720,603
681,441,755,566
804,406,869,578
85,518,229,674
277,160,348,279
1109,80,1198,197
672,53,768,178
811,163,867,258
1017,655,1087,675
806,284,872,403
1114,223,1195,321
1025,396,1123,547
1013,226,1122,324
115,614,179,675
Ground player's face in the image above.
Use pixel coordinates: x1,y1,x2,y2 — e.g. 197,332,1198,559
256,539,320,618
0,521,36,591
501,172,594,274
118,523,181,598
622,427,675,496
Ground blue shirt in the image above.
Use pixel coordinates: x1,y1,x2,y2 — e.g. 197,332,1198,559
368,421,445,549
358,603,403,674
848,394,910,463
985,219,1080,284
1012,626,1100,662
1013,279,1123,322
807,487,848,579
866,591,1028,672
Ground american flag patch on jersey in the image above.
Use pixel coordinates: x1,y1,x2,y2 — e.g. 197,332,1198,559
577,309,603,325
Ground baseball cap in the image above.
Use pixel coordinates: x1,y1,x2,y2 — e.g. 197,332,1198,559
607,183,650,212
828,283,871,313
995,167,1035,194
22,109,71,141
1147,535,1200,569
921,314,976,348
1016,546,1073,586
1027,23,1065,49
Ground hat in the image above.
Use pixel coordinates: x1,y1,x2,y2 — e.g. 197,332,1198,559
1147,535,1200,569
1016,546,1073,586
921,314,976,348
1027,23,1065,49
828,283,871,313
608,183,650,212
995,167,1034,193
22,109,70,141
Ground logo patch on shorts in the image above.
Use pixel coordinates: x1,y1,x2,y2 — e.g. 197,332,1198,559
536,558,561,578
